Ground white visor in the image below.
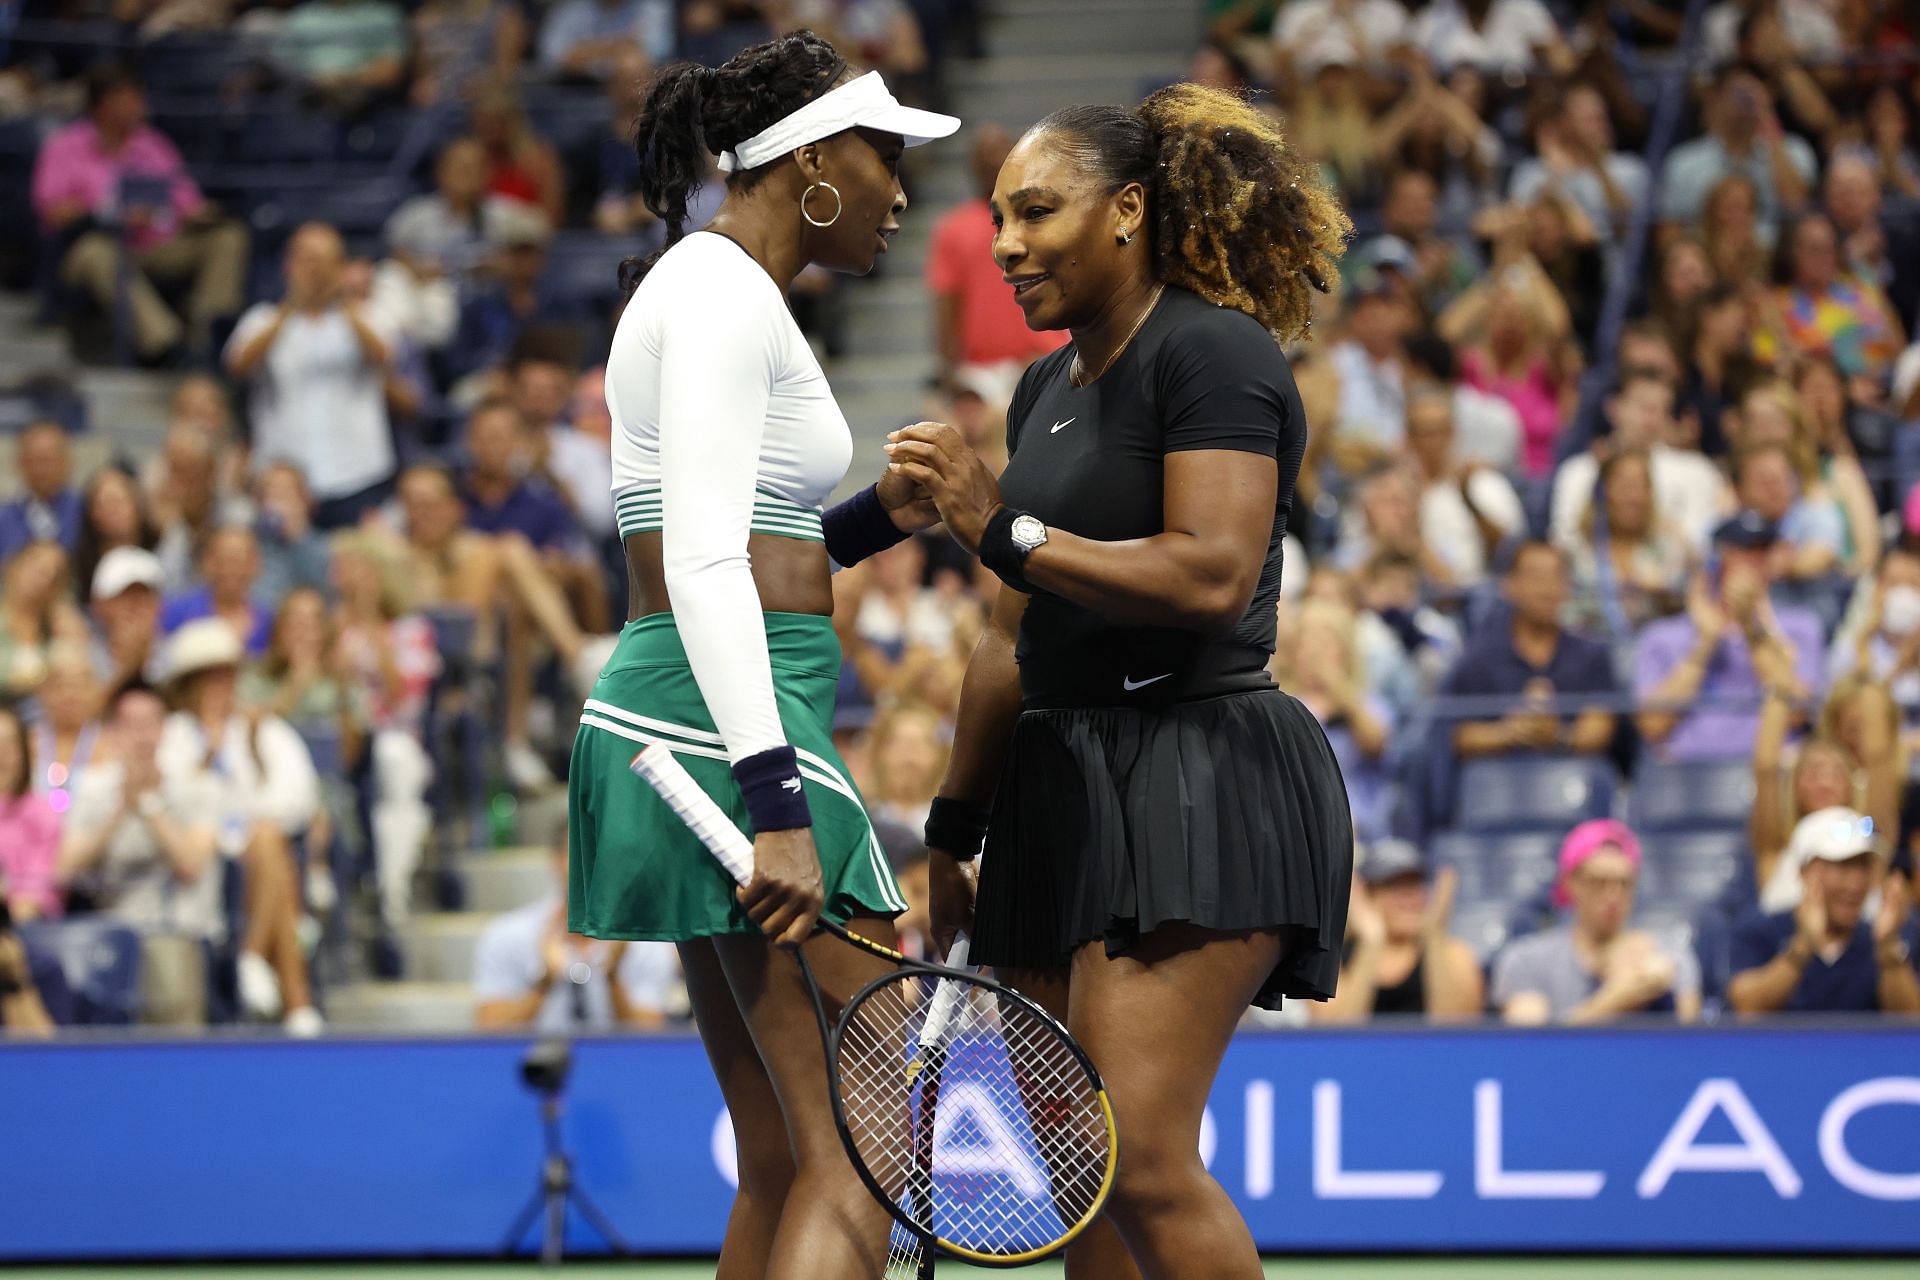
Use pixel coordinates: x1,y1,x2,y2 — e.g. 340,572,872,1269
717,71,960,173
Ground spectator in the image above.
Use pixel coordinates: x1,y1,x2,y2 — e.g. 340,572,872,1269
865,701,946,833
1755,213,1907,389
0,924,59,1037
330,534,438,928
147,419,253,591
1725,379,1875,574
155,620,322,1032
1333,464,1458,593
409,0,528,108
1699,171,1770,288
0,422,82,565
468,80,566,224
1752,721,1893,912
57,680,225,1027
1313,840,1484,1023
1508,83,1649,239
1727,807,1919,1014
1354,550,1461,703
1652,237,1717,343
1634,511,1826,762
1562,447,1695,638
474,825,679,1031
1328,269,1413,470
584,46,669,233
1,541,89,699
450,206,592,386
1409,0,1569,78
1731,442,1843,582
159,526,273,656
70,465,158,614
1406,387,1523,588
1797,354,1900,522
1830,546,1920,740
271,0,409,113
1823,152,1920,331
1374,64,1505,222
32,64,249,362
225,222,401,529
30,646,111,818
383,137,512,288
1442,250,1575,479
790,0,930,81
926,125,1069,407
1270,0,1410,81
1853,81,1920,201
531,361,616,545
252,463,332,604
1372,168,1479,317
1550,370,1730,554
88,546,164,691
1290,597,1396,842
1659,65,1815,234
1444,540,1619,759
537,0,673,81
1494,820,1703,1023
458,400,578,553
1678,283,1763,458
0,705,62,922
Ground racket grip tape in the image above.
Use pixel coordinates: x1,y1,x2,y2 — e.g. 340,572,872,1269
632,744,756,887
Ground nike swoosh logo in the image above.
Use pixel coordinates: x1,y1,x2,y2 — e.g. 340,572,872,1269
1122,673,1173,691
1050,418,1075,433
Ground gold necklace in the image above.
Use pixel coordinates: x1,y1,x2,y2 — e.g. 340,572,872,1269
1070,284,1165,388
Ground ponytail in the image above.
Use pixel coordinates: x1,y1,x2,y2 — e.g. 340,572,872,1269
622,60,713,294
1033,85,1351,343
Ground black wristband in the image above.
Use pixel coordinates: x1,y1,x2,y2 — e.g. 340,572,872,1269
732,746,811,834
978,505,1034,592
822,483,910,569
924,795,992,861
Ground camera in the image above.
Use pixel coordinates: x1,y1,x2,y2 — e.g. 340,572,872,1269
520,1037,573,1096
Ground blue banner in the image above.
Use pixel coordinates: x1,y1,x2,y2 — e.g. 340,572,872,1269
2,1026,1917,1258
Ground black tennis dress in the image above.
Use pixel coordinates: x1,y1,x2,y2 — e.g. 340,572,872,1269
970,288,1354,1009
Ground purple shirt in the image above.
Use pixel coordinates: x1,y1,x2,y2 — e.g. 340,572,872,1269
1634,605,1825,761
31,120,206,253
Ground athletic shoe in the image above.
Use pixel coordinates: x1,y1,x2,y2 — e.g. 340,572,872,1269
237,950,283,1020
284,1006,325,1038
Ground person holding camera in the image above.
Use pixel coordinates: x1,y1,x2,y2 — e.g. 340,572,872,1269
1660,65,1816,235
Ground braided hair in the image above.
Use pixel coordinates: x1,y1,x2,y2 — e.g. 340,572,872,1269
1034,84,1351,343
621,31,847,293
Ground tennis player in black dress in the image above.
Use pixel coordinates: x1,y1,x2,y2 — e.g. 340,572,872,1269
884,85,1355,1279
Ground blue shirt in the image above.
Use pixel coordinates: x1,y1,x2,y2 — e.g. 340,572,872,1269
1729,909,1919,1012
458,475,577,551
0,489,83,563
158,591,274,657
1441,621,1619,707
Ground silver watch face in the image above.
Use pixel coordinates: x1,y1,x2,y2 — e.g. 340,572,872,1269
1010,514,1048,552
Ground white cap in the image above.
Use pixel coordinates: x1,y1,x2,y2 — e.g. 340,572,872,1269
718,71,960,173
91,547,163,601
1786,807,1878,865
162,617,244,683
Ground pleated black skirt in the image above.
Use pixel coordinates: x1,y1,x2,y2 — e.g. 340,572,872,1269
971,688,1354,1010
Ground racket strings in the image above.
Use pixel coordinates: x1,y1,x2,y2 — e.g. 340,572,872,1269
835,972,1111,1259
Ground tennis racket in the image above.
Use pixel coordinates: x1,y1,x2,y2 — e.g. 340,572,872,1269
630,743,1118,1270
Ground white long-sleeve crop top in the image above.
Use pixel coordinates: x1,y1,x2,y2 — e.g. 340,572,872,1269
603,231,853,763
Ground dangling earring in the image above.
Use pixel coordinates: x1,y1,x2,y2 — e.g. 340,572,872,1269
1118,228,1133,245
801,180,843,229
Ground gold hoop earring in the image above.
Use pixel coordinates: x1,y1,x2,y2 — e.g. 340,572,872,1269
801,180,843,229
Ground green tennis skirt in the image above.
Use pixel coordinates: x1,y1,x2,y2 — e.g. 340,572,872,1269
567,611,907,940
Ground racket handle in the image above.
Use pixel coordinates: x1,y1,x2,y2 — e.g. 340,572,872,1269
632,744,755,887
918,931,972,1049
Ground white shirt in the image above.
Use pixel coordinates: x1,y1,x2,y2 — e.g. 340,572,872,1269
545,424,615,538
472,896,680,1034
65,760,227,940
1411,0,1560,74
603,232,853,762
1703,0,1839,65
1330,340,1407,448
157,711,320,841
1549,443,1730,554
1422,468,1525,585
1451,383,1524,472
225,303,400,500
1271,0,1410,71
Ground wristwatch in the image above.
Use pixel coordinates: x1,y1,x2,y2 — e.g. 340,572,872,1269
1009,514,1049,559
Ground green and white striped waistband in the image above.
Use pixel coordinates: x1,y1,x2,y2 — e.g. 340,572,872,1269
613,486,824,543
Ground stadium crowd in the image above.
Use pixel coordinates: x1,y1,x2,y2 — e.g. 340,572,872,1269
2,0,1919,1037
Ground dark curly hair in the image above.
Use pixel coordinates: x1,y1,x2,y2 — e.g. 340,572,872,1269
1033,84,1350,343
621,31,847,293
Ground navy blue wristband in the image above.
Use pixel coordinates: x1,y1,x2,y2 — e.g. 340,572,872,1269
822,483,910,568
732,745,812,833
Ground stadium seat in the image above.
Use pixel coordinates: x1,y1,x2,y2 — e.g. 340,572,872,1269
14,920,143,1025
544,233,656,314
142,34,243,97
1448,899,1523,965
1629,759,1756,833
1640,831,1755,913
1453,755,1616,834
1430,830,1560,906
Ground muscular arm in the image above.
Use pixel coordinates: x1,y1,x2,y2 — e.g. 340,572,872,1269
936,587,1030,811
1015,450,1279,635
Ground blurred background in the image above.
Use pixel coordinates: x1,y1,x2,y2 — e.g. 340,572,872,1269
0,0,1918,1266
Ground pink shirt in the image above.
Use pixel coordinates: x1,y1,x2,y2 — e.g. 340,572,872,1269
1462,347,1562,478
0,791,63,919
31,120,206,253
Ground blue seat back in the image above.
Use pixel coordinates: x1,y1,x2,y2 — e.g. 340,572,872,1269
1454,755,1616,834
1630,760,1757,833
14,920,143,1025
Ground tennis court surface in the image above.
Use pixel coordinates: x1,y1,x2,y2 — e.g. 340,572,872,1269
12,1260,1912,1279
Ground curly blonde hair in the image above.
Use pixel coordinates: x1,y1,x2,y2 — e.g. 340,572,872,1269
1035,84,1350,343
